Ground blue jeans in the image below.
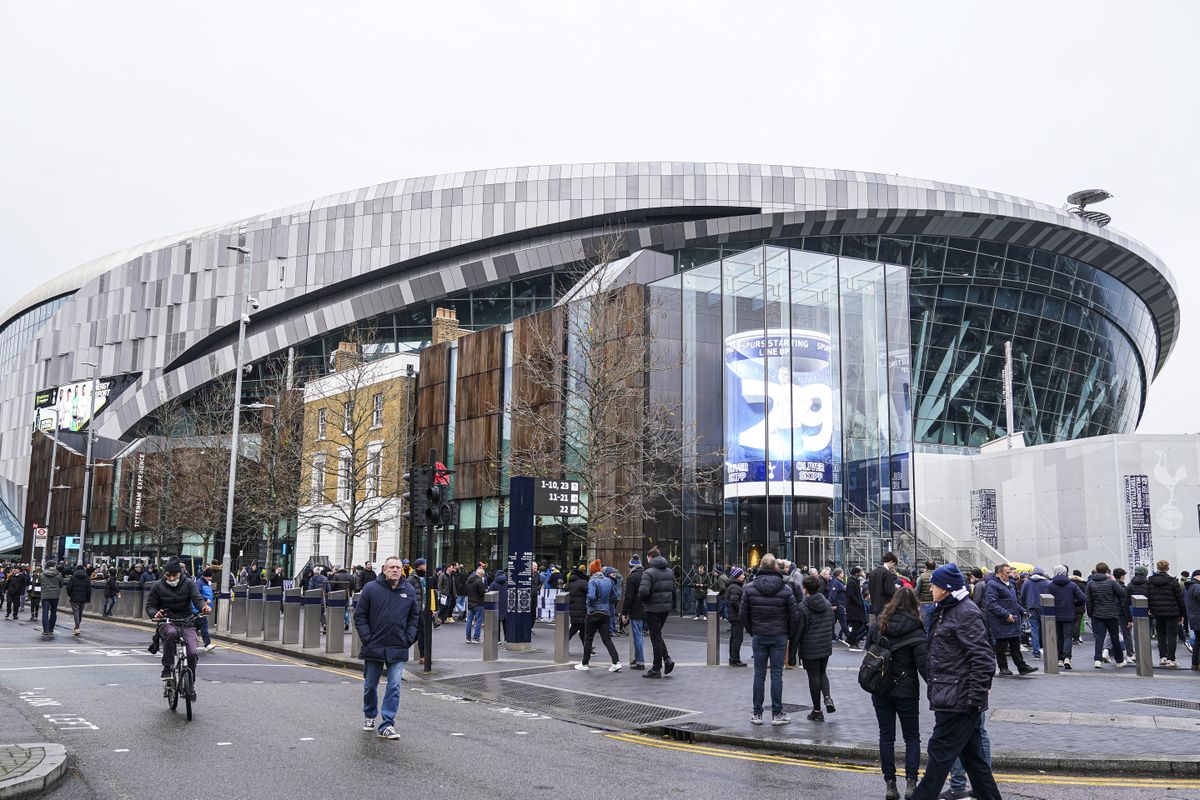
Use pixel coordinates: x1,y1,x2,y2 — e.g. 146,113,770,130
751,634,788,716
454,595,467,616
103,595,118,615
920,603,935,632
466,606,484,641
1092,617,1124,663
362,659,404,728
834,605,848,639
630,618,644,664
195,615,212,647
1028,611,1041,656
949,713,992,792
873,693,921,782
41,598,58,633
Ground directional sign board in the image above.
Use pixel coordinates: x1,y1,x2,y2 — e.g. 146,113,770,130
533,478,581,517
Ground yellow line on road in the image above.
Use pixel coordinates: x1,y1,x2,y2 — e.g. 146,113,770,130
605,733,1200,789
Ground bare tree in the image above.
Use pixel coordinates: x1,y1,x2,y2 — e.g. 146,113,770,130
299,328,412,568
502,230,718,564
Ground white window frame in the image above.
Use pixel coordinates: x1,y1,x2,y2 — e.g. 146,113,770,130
317,408,327,440
366,441,383,498
342,400,355,435
372,393,384,429
310,453,327,505
337,448,352,502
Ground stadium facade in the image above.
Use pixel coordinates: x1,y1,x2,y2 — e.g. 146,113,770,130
0,163,1180,568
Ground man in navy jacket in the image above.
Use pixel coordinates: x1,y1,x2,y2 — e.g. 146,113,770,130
354,556,419,740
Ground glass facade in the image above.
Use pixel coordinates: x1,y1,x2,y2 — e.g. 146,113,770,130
0,296,68,375
649,243,914,572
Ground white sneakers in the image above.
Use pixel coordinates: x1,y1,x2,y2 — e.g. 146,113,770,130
574,664,590,671
203,643,217,652
608,662,623,673
575,662,623,672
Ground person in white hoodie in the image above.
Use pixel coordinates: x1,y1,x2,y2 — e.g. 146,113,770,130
1018,567,1050,659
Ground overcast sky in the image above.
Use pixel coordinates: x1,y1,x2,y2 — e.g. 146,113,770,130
1,1,1195,433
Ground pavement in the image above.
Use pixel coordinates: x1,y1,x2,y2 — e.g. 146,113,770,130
200,610,1200,774
0,743,66,799
2,613,1198,799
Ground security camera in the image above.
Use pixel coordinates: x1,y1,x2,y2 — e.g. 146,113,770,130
247,296,260,310
240,313,251,325
243,364,253,375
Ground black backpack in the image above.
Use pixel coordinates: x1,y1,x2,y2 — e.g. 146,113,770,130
858,629,925,694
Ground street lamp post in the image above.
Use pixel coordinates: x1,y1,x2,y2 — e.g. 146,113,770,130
40,409,61,565
220,245,256,599
79,359,101,565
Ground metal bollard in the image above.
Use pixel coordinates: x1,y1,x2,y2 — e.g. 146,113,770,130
301,589,323,649
325,590,347,654
706,590,720,666
483,590,499,662
262,587,282,641
1040,594,1058,674
553,594,570,663
246,586,264,637
1131,595,1153,678
281,588,302,645
350,593,361,658
229,584,248,636
215,588,231,633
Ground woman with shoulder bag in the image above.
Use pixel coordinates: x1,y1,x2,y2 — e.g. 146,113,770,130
866,587,930,800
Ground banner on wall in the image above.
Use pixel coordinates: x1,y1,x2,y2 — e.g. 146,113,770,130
1123,474,1153,568
33,374,135,433
970,489,998,549
724,328,833,497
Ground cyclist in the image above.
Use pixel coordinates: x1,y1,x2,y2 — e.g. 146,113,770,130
145,560,210,682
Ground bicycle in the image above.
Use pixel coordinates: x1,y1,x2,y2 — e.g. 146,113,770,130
158,615,200,721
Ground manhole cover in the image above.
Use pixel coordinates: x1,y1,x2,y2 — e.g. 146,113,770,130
1122,697,1200,712
780,703,808,713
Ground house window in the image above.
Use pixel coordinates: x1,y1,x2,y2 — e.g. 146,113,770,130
310,454,326,504
337,452,352,501
366,443,383,498
369,522,379,564
342,400,355,434
312,525,321,556
372,393,383,428
317,408,327,440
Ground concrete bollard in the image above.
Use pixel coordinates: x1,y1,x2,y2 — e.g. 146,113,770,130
325,590,347,654
281,588,302,645
554,594,570,663
706,590,720,666
1131,595,1153,678
483,590,499,662
1040,594,1058,674
301,589,323,649
263,587,282,641
229,584,248,635
130,582,146,620
350,593,361,659
246,586,264,637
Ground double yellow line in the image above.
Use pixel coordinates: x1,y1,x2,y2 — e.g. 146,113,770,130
605,733,1200,790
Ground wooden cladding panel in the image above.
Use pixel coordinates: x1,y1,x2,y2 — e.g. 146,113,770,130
456,370,502,420
417,342,450,388
457,326,503,378
415,384,448,429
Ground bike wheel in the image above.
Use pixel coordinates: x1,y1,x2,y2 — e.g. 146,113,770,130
167,658,182,711
179,669,194,721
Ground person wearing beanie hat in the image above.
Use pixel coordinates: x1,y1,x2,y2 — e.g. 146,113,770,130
577,559,621,673
726,568,747,667
910,564,1000,800
621,556,647,669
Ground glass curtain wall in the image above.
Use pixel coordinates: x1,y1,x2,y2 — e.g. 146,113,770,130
654,243,914,571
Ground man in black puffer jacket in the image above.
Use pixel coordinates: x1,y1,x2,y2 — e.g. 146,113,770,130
740,554,798,725
621,557,646,670
911,564,999,800
566,566,590,655
725,567,747,667
638,548,676,678
1145,559,1186,667
1085,563,1128,669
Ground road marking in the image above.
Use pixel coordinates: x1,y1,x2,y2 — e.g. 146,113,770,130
44,714,99,731
299,737,314,741
450,732,465,736
605,733,1200,789
217,742,232,746
252,680,263,684
18,690,60,708
113,749,129,753
105,683,120,687
515,731,528,735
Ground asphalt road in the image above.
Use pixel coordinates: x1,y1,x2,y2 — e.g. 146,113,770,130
0,614,1196,800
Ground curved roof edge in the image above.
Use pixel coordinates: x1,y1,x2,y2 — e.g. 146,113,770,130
3,162,1179,343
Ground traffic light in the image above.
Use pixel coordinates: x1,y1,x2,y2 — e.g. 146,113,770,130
426,473,452,527
402,466,431,523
